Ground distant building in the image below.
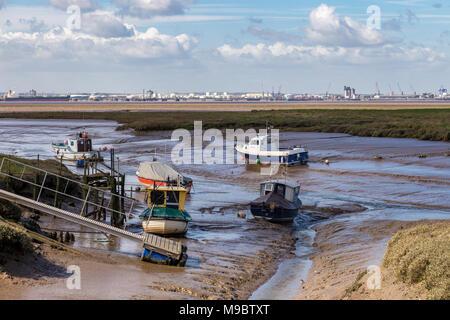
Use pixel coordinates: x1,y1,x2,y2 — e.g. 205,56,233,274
344,86,356,99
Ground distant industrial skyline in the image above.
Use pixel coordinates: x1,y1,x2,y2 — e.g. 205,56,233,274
1,1,450,93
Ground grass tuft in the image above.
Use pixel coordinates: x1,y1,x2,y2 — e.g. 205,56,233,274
383,222,450,300
0,221,34,254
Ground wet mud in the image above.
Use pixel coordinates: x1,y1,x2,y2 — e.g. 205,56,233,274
0,119,449,299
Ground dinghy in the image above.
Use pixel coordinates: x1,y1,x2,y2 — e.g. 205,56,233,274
136,162,193,193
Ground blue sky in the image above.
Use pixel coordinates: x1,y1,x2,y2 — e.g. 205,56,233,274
1,0,450,94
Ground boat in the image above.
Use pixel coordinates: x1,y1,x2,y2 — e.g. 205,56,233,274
3,90,70,102
136,161,193,193
250,180,302,222
235,135,308,166
52,131,97,161
139,185,192,236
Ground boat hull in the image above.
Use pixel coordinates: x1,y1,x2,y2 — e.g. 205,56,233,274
241,152,309,165
250,204,299,222
53,151,96,161
52,145,95,161
142,219,188,236
137,176,192,194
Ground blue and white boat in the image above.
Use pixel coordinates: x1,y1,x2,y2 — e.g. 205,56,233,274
235,135,308,165
250,180,302,222
52,131,96,161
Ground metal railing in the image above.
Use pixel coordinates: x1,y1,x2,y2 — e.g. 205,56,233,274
0,157,140,229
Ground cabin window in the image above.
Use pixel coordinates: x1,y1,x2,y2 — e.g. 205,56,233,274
285,187,294,202
166,191,180,209
264,183,274,195
78,140,84,152
275,184,285,196
150,190,165,205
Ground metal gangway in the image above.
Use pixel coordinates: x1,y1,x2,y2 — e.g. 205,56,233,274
0,157,186,266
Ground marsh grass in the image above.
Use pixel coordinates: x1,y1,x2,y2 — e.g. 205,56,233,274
0,221,33,254
383,222,450,300
0,108,449,141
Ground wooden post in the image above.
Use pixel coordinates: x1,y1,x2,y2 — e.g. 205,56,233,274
110,177,121,227
93,189,99,220
82,157,89,217
53,157,63,208
120,174,125,214
100,191,106,221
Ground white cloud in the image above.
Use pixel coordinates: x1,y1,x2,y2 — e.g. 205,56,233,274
0,0,4,9
0,25,198,69
217,42,444,65
47,0,97,11
82,12,135,38
217,3,443,66
305,3,395,47
113,0,193,18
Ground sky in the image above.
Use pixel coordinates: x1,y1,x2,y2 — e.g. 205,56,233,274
0,0,449,94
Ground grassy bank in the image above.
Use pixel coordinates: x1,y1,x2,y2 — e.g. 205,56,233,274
383,222,450,300
0,220,33,254
0,108,449,141
0,153,81,202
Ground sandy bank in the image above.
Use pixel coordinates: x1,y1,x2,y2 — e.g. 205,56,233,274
293,219,448,300
0,214,297,300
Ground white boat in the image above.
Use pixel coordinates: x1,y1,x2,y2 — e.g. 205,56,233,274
52,131,97,161
235,135,308,165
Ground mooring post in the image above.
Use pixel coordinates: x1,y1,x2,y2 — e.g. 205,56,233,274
100,191,106,221
93,189,99,220
110,177,121,227
120,174,125,214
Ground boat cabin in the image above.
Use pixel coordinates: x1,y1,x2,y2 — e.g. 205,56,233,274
146,186,187,211
260,180,300,203
66,132,92,153
247,135,278,153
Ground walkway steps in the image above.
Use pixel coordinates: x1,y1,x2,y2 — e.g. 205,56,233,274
0,189,184,261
